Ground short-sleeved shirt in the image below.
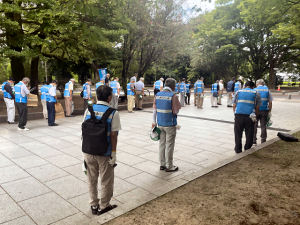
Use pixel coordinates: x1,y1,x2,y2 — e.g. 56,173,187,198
83,101,121,132
49,85,56,97
20,82,30,97
135,81,144,91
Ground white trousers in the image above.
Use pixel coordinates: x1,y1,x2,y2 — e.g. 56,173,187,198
4,98,15,122
211,96,217,106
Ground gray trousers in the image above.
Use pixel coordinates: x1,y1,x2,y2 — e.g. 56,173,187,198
195,93,204,108
110,94,118,109
253,111,269,143
158,126,177,169
179,93,185,106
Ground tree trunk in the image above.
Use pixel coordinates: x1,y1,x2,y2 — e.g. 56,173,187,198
10,56,25,82
30,57,39,94
269,60,276,89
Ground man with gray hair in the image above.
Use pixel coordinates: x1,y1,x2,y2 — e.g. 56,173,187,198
135,77,144,110
253,79,273,144
15,77,31,131
152,78,181,172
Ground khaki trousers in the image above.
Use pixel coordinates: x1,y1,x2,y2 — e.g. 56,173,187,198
158,126,177,169
218,90,223,104
41,99,48,119
4,98,15,122
227,92,233,106
64,97,72,116
127,95,135,112
196,93,204,108
83,153,114,209
179,93,185,106
135,91,143,109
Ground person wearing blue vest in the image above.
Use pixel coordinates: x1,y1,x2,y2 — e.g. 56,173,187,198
253,79,273,144
64,78,75,117
109,77,120,109
179,78,186,107
96,80,104,90
175,82,179,93
15,77,30,131
211,80,219,107
153,78,164,95
127,77,135,112
185,81,191,105
234,79,242,93
152,78,181,172
83,85,121,215
46,80,58,126
194,77,205,108
227,77,235,107
40,82,50,119
233,81,261,153
2,78,16,124
83,79,92,111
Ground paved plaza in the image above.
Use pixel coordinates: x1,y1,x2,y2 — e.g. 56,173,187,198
0,96,300,225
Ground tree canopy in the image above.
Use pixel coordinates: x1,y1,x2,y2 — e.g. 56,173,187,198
0,0,299,88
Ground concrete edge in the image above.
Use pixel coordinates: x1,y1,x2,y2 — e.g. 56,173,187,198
98,127,300,224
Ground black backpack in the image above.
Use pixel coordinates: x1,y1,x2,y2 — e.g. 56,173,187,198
277,132,299,142
82,105,115,156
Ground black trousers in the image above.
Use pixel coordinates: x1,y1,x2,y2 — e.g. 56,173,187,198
15,102,27,128
185,93,191,104
83,99,89,112
234,114,254,153
47,102,56,125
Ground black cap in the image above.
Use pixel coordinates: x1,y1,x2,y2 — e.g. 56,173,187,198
8,77,15,82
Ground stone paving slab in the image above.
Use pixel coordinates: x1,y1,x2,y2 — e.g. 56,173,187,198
0,97,299,224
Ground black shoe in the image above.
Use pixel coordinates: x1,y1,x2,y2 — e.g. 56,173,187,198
165,166,179,172
160,166,166,170
91,205,99,215
49,123,59,126
97,205,117,215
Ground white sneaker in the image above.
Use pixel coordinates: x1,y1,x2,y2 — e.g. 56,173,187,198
18,127,30,131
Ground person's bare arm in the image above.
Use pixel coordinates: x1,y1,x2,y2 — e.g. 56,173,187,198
110,131,118,152
268,101,272,112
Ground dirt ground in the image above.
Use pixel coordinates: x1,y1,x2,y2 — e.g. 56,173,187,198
107,132,300,225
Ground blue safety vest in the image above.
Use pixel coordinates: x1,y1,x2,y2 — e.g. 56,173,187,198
96,81,104,90
156,91,177,127
14,82,27,103
127,83,134,96
211,83,218,93
175,83,179,93
186,83,190,93
179,82,185,93
234,81,241,92
154,80,161,90
2,81,13,99
194,81,203,93
255,85,269,111
84,104,115,156
64,81,72,97
40,85,50,101
235,88,257,115
110,81,118,94
83,83,92,99
46,85,56,103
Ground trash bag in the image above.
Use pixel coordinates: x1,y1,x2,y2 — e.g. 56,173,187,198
55,102,65,119
277,132,298,142
150,126,161,141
